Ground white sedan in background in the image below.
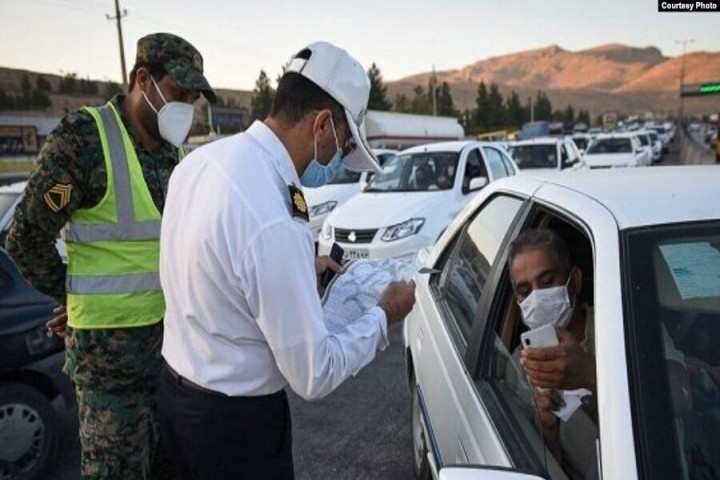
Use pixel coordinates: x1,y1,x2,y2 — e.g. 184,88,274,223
507,137,582,172
317,141,518,262
405,166,720,480
582,133,651,168
305,149,398,242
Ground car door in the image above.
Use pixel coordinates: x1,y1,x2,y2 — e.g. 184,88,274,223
408,193,527,473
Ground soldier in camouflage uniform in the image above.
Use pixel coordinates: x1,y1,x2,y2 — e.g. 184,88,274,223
5,33,216,479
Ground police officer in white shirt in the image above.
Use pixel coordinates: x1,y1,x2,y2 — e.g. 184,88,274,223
158,41,416,479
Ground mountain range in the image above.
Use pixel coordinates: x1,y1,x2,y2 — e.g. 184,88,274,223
1,43,718,118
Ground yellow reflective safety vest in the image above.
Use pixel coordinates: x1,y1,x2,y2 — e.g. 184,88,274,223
64,102,168,329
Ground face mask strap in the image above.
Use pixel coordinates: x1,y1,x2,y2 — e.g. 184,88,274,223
329,116,342,155
151,76,169,106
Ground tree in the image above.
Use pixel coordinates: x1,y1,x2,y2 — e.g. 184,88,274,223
393,94,410,113
36,75,52,92
250,70,275,123
472,81,489,132
410,85,431,115
78,77,98,95
0,85,13,109
563,104,575,125
20,74,32,109
58,72,78,94
436,82,456,117
367,63,392,111
486,83,506,129
31,89,51,110
505,91,524,128
577,109,591,126
459,108,475,134
534,90,552,121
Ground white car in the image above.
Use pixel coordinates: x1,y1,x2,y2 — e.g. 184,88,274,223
305,149,398,242
317,141,518,262
507,137,582,172
569,134,593,156
0,180,67,261
582,133,650,168
633,131,656,165
404,166,720,480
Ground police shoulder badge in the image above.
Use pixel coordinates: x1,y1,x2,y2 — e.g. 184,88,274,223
43,183,73,213
288,184,308,222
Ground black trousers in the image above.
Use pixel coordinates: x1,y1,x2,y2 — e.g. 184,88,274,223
158,363,294,480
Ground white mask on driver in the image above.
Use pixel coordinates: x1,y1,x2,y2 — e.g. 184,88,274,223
518,274,574,330
142,77,194,147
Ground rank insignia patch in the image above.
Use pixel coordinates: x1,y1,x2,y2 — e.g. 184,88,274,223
288,184,309,221
43,183,73,213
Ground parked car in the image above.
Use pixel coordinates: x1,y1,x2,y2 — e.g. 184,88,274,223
645,130,664,163
305,149,398,243
647,125,671,152
0,181,67,261
404,166,720,480
507,137,582,172
0,248,73,480
317,141,518,262
582,133,650,168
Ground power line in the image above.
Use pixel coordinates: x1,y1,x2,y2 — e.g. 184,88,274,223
106,0,128,88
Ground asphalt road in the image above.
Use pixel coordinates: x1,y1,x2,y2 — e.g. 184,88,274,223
45,323,414,480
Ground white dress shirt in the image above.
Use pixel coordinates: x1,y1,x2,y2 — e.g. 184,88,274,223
160,121,388,399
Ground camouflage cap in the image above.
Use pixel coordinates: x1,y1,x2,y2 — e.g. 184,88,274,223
136,32,216,104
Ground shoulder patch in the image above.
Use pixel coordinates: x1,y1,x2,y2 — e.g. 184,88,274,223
43,183,73,213
288,184,309,222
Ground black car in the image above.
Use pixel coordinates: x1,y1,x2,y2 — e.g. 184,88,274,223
0,249,73,480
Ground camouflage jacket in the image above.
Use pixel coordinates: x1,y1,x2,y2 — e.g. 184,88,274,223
5,95,180,303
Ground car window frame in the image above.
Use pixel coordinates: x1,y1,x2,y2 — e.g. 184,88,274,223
429,193,530,358
465,202,599,478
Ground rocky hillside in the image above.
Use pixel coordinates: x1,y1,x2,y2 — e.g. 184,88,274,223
386,44,720,116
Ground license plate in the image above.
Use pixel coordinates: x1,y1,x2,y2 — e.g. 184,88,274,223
343,249,368,261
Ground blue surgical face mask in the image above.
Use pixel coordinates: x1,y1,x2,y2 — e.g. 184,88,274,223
300,117,345,188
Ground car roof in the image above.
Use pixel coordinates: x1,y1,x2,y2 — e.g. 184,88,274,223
399,140,489,154
501,166,720,229
0,181,27,194
509,137,562,146
592,133,636,140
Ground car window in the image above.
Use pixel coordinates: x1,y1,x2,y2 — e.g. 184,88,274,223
500,151,517,175
434,195,523,352
462,149,489,192
586,138,632,154
509,144,558,169
483,147,511,179
327,168,362,185
366,152,459,192
477,218,599,479
625,221,720,480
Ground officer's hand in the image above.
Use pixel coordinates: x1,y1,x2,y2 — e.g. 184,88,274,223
378,280,416,325
46,305,67,338
314,255,344,278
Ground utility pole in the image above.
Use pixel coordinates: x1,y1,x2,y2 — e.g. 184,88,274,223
431,65,437,116
107,0,128,89
675,38,694,124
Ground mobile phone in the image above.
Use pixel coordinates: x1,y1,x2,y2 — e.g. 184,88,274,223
320,243,344,289
520,323,559,350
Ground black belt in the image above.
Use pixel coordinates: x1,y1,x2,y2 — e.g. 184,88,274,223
164,362,228,397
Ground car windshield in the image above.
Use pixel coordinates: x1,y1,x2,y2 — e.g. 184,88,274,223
637,134,650,146
625,221,720,479
586,138,632,154
508,144,557,169
0,192,20,220
649,132,659,142
365,151,459,192
327,168,362,185
572,137,589,150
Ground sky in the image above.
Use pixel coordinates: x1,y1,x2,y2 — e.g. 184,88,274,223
1,0,719,91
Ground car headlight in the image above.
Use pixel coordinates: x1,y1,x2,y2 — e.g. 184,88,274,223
321,220,333,240
382,218,425,242
309,201,337,217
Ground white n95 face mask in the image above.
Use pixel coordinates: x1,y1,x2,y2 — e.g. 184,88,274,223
519,277,574,330
143,77,194,147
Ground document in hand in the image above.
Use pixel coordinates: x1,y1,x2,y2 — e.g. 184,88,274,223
321,259,419,334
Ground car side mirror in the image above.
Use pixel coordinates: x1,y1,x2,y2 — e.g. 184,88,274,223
467,176,488,192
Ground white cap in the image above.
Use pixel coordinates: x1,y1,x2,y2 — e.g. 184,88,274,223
285,41,381,173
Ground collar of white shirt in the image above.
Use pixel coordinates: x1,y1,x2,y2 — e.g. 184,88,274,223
245,120,301,188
